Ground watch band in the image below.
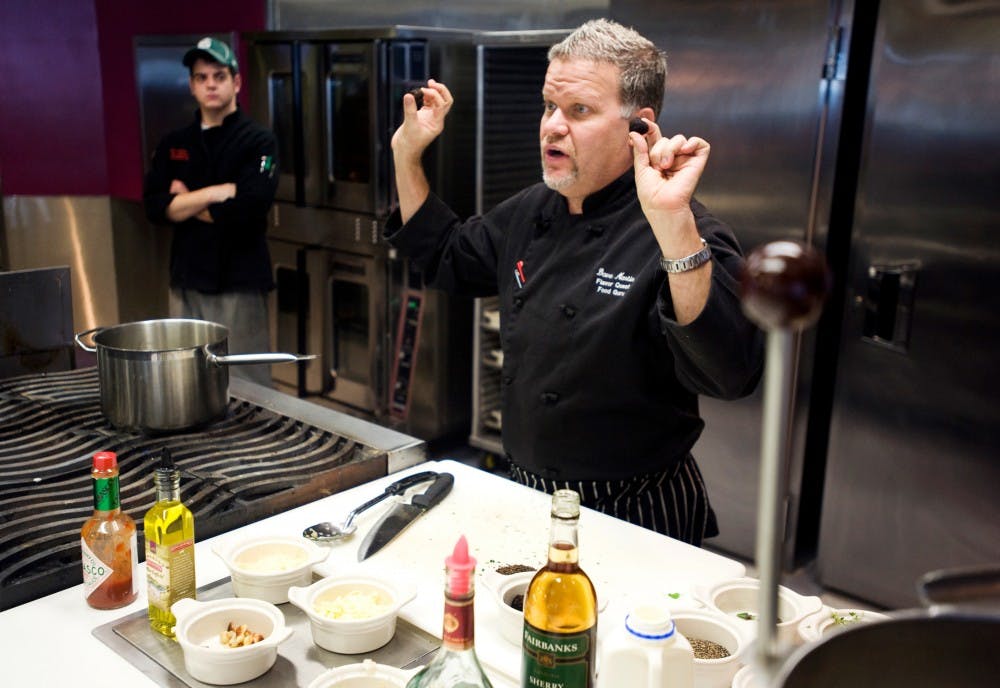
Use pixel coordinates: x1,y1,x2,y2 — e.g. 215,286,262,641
660,238,711,273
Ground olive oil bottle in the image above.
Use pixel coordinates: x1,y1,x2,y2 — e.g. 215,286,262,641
144,449,196,637
521,490,598,688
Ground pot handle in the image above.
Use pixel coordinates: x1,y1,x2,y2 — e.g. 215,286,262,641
918,564,1000,608
208,352,317,367
73,327,104,353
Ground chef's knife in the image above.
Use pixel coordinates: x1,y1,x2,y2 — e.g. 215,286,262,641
357,472,454,561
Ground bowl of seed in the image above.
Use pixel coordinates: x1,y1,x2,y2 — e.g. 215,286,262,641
672,608,746,688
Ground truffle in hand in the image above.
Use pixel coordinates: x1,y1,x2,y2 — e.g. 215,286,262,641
629,117,649,135
408,87,424,109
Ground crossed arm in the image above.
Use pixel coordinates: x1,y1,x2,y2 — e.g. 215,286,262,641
165,180,236,223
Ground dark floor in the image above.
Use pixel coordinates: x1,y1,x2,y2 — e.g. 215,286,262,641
427,436,504,471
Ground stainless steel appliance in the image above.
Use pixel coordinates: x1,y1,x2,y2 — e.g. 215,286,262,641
610,0,851,565
610,0,1000,608
245,28,559,443
246,28,477,442
0,366,424,611
815,0,1000,608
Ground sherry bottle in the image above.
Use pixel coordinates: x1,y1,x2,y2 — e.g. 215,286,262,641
521,489,598,688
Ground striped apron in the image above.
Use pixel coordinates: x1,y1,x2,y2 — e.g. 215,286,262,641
508,453,719,547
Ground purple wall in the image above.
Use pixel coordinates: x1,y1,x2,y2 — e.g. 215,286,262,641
0,1,107,195
0,0,266,199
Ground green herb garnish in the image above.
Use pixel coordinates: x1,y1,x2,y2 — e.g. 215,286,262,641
736,611,756,621
667,592,681,599
831,610,863,626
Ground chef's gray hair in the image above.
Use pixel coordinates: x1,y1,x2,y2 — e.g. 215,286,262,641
548,18,667,118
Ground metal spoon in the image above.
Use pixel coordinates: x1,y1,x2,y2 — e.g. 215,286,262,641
302,470,438,541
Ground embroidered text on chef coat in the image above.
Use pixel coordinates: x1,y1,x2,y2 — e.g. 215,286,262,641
594,267,635,297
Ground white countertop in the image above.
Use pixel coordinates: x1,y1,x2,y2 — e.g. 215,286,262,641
0,460,744,687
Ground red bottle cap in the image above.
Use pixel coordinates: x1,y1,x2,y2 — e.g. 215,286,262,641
445,535,476,596
92,451,118,471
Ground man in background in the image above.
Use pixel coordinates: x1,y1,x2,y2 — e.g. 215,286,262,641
144,37,278,386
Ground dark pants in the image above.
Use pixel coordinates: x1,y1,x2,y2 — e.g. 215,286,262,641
169,288,272,387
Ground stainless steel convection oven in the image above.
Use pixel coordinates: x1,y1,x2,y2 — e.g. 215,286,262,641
245,28,564,443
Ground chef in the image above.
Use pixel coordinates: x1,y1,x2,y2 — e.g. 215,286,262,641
385,19,763,546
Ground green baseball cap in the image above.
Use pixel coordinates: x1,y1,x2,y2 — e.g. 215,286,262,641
183,37,239,73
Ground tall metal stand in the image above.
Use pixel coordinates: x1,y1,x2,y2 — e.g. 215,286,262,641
740,241,831,682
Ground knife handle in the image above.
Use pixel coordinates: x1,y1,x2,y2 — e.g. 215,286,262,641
411,472,454,509
346,471,438,519
385,470,438,496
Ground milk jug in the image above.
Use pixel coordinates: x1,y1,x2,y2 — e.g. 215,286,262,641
598,601,694,688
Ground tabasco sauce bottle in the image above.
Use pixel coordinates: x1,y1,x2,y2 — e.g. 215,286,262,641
80,451,139,609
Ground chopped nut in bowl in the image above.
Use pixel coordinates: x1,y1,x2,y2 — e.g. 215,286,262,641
171,597,293,685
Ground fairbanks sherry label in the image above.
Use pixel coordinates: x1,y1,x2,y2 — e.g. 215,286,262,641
521,621,595,687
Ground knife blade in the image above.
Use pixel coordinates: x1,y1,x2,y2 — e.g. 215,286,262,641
357,472,454,561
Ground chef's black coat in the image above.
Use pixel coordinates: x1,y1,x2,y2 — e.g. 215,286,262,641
385,171,763,481
144,109,278,293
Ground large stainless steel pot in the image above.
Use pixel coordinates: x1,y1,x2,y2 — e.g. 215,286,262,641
776,566,1000,686
75,318,313,432
775,609,1000,686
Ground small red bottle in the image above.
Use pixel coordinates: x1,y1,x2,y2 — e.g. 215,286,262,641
80,451,138,609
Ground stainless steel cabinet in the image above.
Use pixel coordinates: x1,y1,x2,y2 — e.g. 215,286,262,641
817,0,1000,608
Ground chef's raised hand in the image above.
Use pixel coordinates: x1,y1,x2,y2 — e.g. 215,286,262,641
392,79,454,164
628,119,710,230
628,119,713,325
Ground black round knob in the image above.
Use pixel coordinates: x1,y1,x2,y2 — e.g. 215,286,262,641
740,240,831,331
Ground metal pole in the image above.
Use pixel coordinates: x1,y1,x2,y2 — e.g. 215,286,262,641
755,328,794,678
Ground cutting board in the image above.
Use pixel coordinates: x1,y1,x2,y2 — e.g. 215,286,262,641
310,460,745,686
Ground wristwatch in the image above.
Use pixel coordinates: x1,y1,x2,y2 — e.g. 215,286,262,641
660,238,712,273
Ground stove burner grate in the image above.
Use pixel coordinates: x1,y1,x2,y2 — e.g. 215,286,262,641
0,367,387,610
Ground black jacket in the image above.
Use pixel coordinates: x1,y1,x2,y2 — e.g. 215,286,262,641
144,108,278,293
386,172,764,480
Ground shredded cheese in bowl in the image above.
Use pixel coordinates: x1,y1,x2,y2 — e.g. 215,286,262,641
313,589,391,620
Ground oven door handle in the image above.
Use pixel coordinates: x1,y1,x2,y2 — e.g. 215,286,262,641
329,295,338,392
325,75,337,186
